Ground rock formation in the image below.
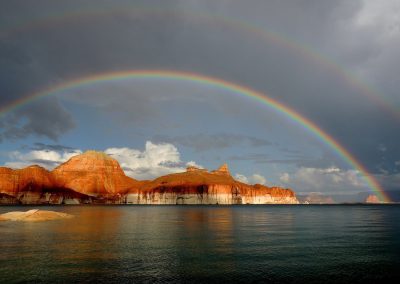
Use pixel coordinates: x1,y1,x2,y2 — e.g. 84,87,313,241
211,163,230,175
0,152,298,205
52,150,140,196
365,194,381,204
0,165,53,195
0,192,19,204
0,165,89,204
0,209,73,222
0,151,140,204
126,163,298,204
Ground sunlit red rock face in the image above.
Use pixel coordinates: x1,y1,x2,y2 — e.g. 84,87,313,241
0,165,92,204
52,151,140,196
127,165,298,204
0,166,53,195
0,151,298,205
0,151,140,204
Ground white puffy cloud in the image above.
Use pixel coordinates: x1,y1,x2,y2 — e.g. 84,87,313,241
105,141,186,180
235,174,249,184
186,160,204,169
251,174,267,185
279,167,368,193
279,172,290,183
5,149,82,169
235,173,268,185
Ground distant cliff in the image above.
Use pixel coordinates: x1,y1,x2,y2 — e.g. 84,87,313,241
0,151,298,205
365,194,381,204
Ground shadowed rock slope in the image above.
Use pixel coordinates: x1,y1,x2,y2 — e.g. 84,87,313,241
0,151,298,205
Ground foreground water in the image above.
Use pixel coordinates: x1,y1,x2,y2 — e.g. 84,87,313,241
1,205,399,283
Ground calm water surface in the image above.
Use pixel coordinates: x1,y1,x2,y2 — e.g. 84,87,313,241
1,205,399,283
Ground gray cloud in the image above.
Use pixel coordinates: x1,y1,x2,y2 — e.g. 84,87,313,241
0,97,75,141
229,153,320,167
29,142,76,152
152,133,272,151
4,147,82,170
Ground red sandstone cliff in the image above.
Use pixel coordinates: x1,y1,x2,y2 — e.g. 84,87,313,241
0,165,91,204
52,150,140,196
0,151,298,205
365,194,381,204
0,165,53,195
0,151,140,204
127,164,298,204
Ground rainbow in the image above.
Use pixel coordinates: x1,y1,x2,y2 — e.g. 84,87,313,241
1,7,399,120
0,70,390,202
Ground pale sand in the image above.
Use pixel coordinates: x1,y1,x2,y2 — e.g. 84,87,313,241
0,209,73,222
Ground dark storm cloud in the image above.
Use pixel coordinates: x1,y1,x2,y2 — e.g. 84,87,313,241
229,153,318,166
153,133,272,151
29,142,75,152
229,149,352,170
0,0,399,177
0,97,75,141
28,159,59,168
378,173,400,193
158,160,185,168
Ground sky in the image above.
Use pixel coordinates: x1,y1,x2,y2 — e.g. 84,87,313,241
0,0,399,200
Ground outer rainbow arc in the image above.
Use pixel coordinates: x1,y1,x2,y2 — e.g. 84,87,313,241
0,70,389,202
1,7,398,120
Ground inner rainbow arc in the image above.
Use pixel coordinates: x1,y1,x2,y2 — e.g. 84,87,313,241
0,70,389,202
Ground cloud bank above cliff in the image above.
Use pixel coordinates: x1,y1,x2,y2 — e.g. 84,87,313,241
105,142,186,179
3,141,196,180
5,148,82,169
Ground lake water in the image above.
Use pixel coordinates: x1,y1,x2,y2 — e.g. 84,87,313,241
1,205,399,283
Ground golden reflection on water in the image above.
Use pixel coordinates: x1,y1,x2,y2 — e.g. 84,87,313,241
169,207,236,277
53,207,124,261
